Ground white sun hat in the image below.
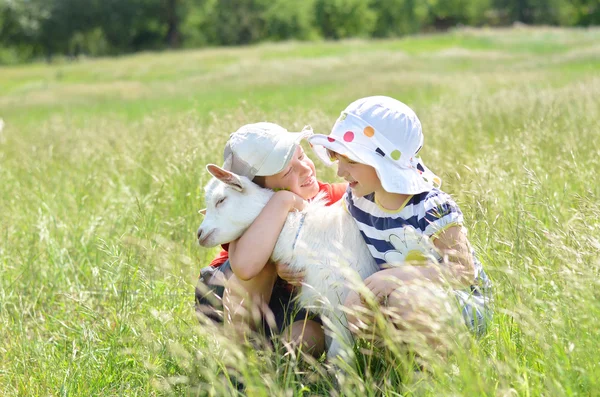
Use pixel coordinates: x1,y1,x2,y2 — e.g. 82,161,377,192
223,122,313,179
308,96,441,195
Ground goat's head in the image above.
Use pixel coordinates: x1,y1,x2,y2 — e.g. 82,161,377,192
197,164,273,247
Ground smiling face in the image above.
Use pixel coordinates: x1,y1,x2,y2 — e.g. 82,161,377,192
331,151,383,198
262,146,319,200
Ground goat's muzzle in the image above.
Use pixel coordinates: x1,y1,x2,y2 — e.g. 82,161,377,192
197,227,215,247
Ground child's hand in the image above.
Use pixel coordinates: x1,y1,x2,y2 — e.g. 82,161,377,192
362,267,429,304
274,190,306,212
276,262,305,287
362,269,404,304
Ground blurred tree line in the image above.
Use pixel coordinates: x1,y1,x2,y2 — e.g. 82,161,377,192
0,0,598,64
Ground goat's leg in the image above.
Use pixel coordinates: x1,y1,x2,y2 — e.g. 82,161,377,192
323,312,357,371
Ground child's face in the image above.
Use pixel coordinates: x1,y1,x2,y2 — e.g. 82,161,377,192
333,153,382,197
264,146,319,200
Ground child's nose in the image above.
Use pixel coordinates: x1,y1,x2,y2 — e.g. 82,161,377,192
299,161,311,176
336,164,347,178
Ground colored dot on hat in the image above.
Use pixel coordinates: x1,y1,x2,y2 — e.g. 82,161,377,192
391,150,401,160
343,131,354,142
363,126,375,137
376,148,385,157
327,137,335,142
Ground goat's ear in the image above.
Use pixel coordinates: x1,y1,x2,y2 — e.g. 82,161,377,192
206,164,244,192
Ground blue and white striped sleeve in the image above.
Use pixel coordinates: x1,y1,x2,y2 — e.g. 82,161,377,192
421,191,464,238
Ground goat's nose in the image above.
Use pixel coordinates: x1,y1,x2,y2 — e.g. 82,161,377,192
197,227,203,240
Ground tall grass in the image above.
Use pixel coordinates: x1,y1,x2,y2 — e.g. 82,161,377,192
0,26,599,395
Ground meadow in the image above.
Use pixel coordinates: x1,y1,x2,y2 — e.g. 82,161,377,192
1,26,599,396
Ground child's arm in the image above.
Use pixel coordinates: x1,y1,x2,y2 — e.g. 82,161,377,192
365,226,475,300
431,225,475,286
228,190,305,281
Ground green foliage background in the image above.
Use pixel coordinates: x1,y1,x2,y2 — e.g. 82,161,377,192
0,0,599,63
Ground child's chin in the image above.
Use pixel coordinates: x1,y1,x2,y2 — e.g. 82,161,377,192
351,185,374,198
350,186,366,197
303,183,320,199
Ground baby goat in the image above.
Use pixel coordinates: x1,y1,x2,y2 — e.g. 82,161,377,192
197,164,378,363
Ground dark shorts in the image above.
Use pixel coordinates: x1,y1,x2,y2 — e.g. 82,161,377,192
195,260,321,336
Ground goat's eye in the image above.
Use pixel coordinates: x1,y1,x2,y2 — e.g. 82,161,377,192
216,197,226,207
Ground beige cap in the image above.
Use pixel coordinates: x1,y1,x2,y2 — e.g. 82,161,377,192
223,122,312,179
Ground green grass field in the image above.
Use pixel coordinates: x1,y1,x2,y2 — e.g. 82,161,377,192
1,26,599,396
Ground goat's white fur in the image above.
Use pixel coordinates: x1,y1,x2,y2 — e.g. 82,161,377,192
197,164,379,362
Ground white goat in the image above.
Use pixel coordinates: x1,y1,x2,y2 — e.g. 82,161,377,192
197,164,379,363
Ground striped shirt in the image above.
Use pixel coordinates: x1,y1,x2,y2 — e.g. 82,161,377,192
344,187,491,291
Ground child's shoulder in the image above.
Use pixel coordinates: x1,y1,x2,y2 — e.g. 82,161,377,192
410,188,459,212
410,188,454,205
317,180,348,205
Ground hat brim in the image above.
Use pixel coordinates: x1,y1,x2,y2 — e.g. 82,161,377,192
308,134,363,166
309,134,434,195
255,129,312,176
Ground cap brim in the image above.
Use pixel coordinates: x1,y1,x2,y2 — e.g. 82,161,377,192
255,129,312,176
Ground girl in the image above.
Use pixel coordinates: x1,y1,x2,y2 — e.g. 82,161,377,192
195,122,346,357
308,96,492,355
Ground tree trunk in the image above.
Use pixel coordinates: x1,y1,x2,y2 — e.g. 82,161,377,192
166,0,180,48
